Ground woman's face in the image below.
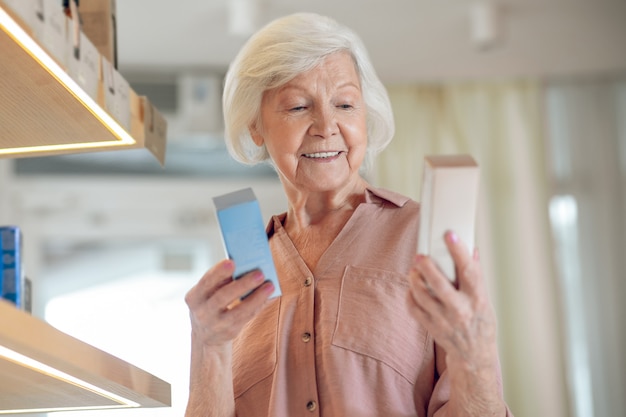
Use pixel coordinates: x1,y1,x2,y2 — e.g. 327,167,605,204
251,52,368,195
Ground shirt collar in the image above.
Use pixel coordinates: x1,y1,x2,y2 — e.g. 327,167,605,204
364,185,411,207
267,186,410,237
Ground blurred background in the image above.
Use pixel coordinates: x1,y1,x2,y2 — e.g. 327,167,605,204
1,0,625,416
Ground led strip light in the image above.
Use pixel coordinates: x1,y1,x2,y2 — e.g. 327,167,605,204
0,5,136,156
0,345,140,414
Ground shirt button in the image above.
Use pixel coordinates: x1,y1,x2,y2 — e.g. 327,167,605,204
306,401,317,412
304,277,312,286
301,332,311,343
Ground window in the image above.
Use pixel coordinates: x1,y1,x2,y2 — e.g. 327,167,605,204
545,77,626,417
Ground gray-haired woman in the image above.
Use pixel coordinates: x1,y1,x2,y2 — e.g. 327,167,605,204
185,12,512,417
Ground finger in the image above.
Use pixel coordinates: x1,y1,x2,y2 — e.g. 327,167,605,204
413,254,458,304
185,259,235,308
445,231,482,294
408,262,456,324
212,269,268,311
224,280,275,323
409,261,435,300
408,269,456,340
410,274,444,315
185,259,235,307
199,259,235,296
410,293,434,324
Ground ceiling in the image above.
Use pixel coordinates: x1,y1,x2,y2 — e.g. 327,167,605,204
115,0,626,83
14,0,626,177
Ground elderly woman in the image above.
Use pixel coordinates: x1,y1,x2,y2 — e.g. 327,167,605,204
185,12,512,417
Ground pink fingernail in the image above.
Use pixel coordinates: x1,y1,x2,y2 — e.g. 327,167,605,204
448,231,459,244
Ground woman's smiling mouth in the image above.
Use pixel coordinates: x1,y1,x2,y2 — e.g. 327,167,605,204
303,151,341,159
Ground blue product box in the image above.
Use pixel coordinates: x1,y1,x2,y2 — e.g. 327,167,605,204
1,226,23,307
213,188,281,299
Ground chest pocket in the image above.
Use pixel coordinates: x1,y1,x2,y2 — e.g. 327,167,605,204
331,265,429,384
232,297,280,398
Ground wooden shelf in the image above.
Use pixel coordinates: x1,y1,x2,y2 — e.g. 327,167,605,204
0,300,171,413
0,1,166,163
0,2,171,412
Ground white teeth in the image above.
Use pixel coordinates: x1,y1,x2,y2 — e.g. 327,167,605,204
304,151,340,158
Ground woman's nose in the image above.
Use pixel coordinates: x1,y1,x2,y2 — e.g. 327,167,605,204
309,106,338,138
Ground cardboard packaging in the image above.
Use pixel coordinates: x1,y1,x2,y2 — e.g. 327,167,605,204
2,0,40,33
417,154,480,282
78,0,116,67
101,56,130,131
213,188,282,299
39,0,68,67
0,226,27,310
129,93,168,166
67,29,100,102
140,95,167,165
22,276,32,313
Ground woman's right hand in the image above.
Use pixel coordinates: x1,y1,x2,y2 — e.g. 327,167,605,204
185,259,275,348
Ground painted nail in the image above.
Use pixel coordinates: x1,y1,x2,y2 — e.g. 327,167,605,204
448,231,459,244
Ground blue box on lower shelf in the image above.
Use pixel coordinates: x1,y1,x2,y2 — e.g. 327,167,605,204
1,226,24,308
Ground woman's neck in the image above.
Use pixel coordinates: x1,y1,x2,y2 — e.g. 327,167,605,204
279,179,368,271
282,178,368,233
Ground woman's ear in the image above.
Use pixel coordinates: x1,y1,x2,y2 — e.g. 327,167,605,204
249,123,264,147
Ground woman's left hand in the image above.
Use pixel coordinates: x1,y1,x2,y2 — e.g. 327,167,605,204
409,231,509,415
409,230,499,370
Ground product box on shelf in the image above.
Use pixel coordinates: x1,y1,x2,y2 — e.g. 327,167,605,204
78,0,117,68
67,30,100,102
140,95,167,164
101,56,130,131
38,0,69,68
0,225,28,310
417,154,480,283
130,92,168,166
65,0,99,102
4,0,70,69
2,0,40,32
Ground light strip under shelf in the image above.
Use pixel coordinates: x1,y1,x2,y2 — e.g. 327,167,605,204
0,344,140,414
0,5,136,156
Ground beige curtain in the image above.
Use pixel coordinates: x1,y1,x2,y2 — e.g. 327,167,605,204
372,82,569,417
544,77,626,417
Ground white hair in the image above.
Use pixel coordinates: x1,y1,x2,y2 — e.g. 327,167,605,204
222,12,395,170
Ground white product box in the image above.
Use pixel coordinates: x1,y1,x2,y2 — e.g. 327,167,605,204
417,154,480,282
102,57,130,131
68,30,100,101
2,0,40,31
39,0,68,67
